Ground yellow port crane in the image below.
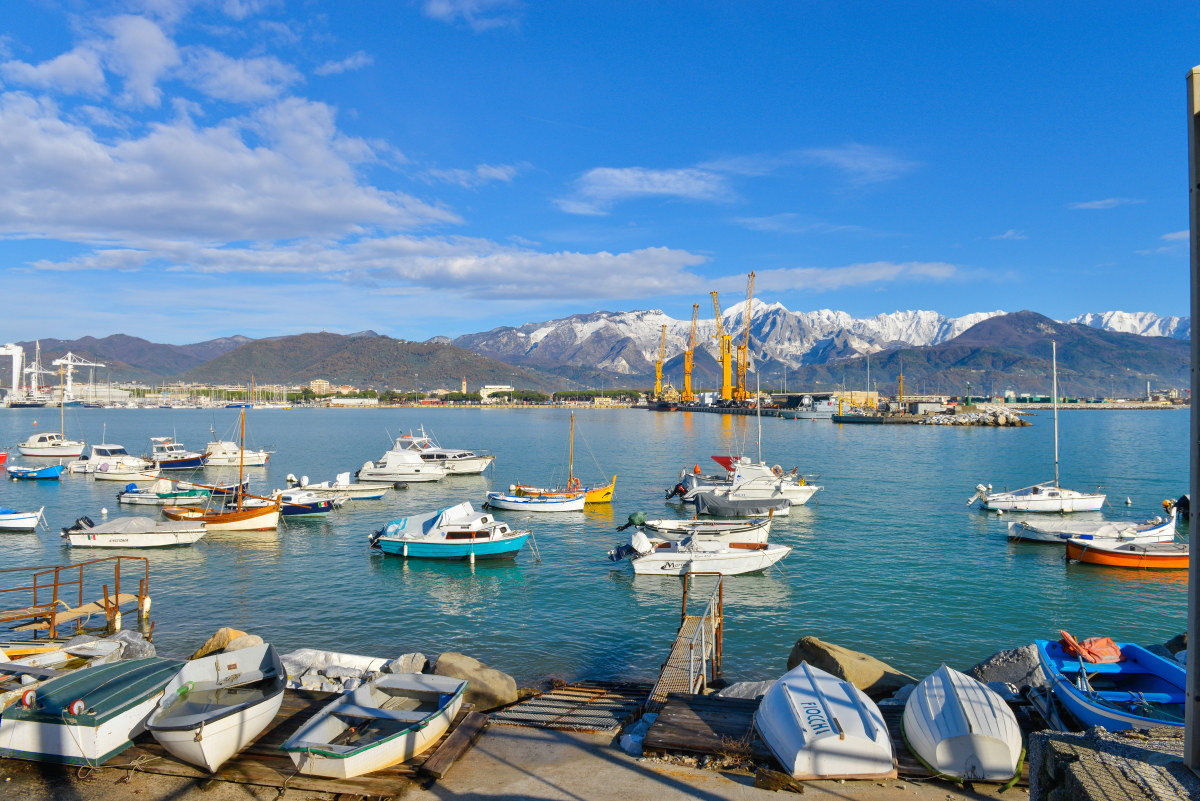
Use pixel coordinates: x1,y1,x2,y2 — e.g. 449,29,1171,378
711,292,733,401
681,304,699,404
733,271,755,403
653,324,667,398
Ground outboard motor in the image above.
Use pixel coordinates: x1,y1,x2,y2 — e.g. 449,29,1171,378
62,516,96,535
286,473,298,486
665,482,688,500
616,512,647,532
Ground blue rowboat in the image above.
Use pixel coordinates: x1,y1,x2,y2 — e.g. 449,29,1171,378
1036,638,1185,730
370,501,530,560
7,464,66,481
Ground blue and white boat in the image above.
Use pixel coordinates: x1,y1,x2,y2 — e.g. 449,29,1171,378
242,489,339,517
147,438,207,470
7,464,66,481
1036,638,1185,730
484,491,585,512
370,501,530,560
0,506,44,530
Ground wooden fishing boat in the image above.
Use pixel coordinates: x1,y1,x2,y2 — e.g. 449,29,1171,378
1065,539,1188,569
61,515,207,547
146,644,286,773
1036,637,1185,729
513,413,615,504
282,673,467,778
754,661,896,780
0,657,181,765
0,506,44,530
7,463,65,480
902,665,1023,782
485,491,585,512
370,501,531,560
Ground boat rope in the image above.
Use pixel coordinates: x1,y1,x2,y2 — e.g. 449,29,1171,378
528,530,542,563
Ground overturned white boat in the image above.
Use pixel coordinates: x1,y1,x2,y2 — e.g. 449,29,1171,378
282,673,467,778
146,644,286,773
902,665,1022,782
755,662,896,780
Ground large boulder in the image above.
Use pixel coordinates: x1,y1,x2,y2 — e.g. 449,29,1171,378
384,652,428,674
223,634,264,653
433,652,518,711
191,627,247,660
968,644,1048,689
786,637,915,698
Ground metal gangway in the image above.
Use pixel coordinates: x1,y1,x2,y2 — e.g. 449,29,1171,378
646,573,724,710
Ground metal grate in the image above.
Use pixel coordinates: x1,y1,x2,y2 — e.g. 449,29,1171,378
490,681,650,732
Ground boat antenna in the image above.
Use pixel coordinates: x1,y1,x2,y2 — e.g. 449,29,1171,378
1052,340,1059,489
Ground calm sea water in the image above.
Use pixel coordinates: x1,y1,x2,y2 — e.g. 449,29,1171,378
0,406,1188,685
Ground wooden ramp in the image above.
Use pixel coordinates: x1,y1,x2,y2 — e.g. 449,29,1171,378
11,593,141,631
106,690,486,798
489,680,649,732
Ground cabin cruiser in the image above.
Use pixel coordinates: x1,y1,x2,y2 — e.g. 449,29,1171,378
393,427,494,474
357,447,446,483
67,443,157,481
669,456,821,505
17,431,85,458
203,440,271,466
147,437,207,470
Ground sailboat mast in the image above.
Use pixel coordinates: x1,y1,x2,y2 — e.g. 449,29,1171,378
1052,340,1059,488
568,413,575,485
238,407,246,511
756,372,762,463
59,363,65,433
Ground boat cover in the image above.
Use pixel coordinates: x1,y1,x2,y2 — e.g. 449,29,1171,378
693,493,791,517
81,517,205,534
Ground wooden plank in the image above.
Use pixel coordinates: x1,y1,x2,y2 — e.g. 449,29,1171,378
420,710,488,779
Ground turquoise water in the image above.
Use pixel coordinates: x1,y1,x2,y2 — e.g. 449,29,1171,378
0,406,1188,684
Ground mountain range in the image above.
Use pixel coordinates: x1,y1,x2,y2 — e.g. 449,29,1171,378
4,306,1190,396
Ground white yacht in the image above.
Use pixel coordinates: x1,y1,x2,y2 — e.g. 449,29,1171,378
68,443,158,481
17,431,85,458
393,427,494,474
357,448,445,482
204,440,271,466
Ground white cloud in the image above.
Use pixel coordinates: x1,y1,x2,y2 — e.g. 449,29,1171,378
991,229,1027,240
801,143,917,186
423,162,527,188
1162,230,1189,241
315,51,373,76
183,46,300,102
0,91,456,244
735,261,962,293
557,167,732,215
1067,197,1144,210
30,236,709,301
102,15,181,107
422,0,522,31
734,213,872,236
1,48,108,96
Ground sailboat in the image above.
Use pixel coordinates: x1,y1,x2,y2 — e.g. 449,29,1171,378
969,341,1105,513
512,413,615,504
16,364,85,457
162,408,281,531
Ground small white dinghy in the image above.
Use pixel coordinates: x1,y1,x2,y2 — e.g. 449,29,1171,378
754,662,896,780
282,673,467,778
610,531,790,576
146,644,286,773
902,665,1022,782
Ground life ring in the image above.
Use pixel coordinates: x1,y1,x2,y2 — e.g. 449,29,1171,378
772,465,783,477
568,477,581,491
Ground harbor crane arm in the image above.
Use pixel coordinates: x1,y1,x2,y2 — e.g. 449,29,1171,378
682,304,699,403
734,271,755,402
654,324,666,398
711,292,733,401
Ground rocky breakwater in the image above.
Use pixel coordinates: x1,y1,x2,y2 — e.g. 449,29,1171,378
923,406,1031,427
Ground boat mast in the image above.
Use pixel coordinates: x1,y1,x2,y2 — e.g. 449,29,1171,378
58,363,65,432
238,406,246,511
1052,340,1059,488
568,412,575,486
756,371,762,464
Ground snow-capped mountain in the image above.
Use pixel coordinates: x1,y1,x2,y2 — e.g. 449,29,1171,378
449,304,1190,376
1067,311,1190,340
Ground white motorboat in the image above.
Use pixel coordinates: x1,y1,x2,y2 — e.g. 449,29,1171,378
970,342,1105,513
692,492,791,518
282,673,467,779
754,661,897,780
1008,501,1177,544
146,644,286,773
289,472,393,500
640,517,771,544
61,515,207,547
394,427,495,474
68,443,157,480
611,531,790,575
203,439,271,467
17,430,85,458
683,457,821,505
0,657,181,765
902,665,1022,782
0,506,44,531
485,491,585,512
357,448,445,483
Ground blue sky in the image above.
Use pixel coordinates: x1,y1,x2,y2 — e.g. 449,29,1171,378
1,1,1197,344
